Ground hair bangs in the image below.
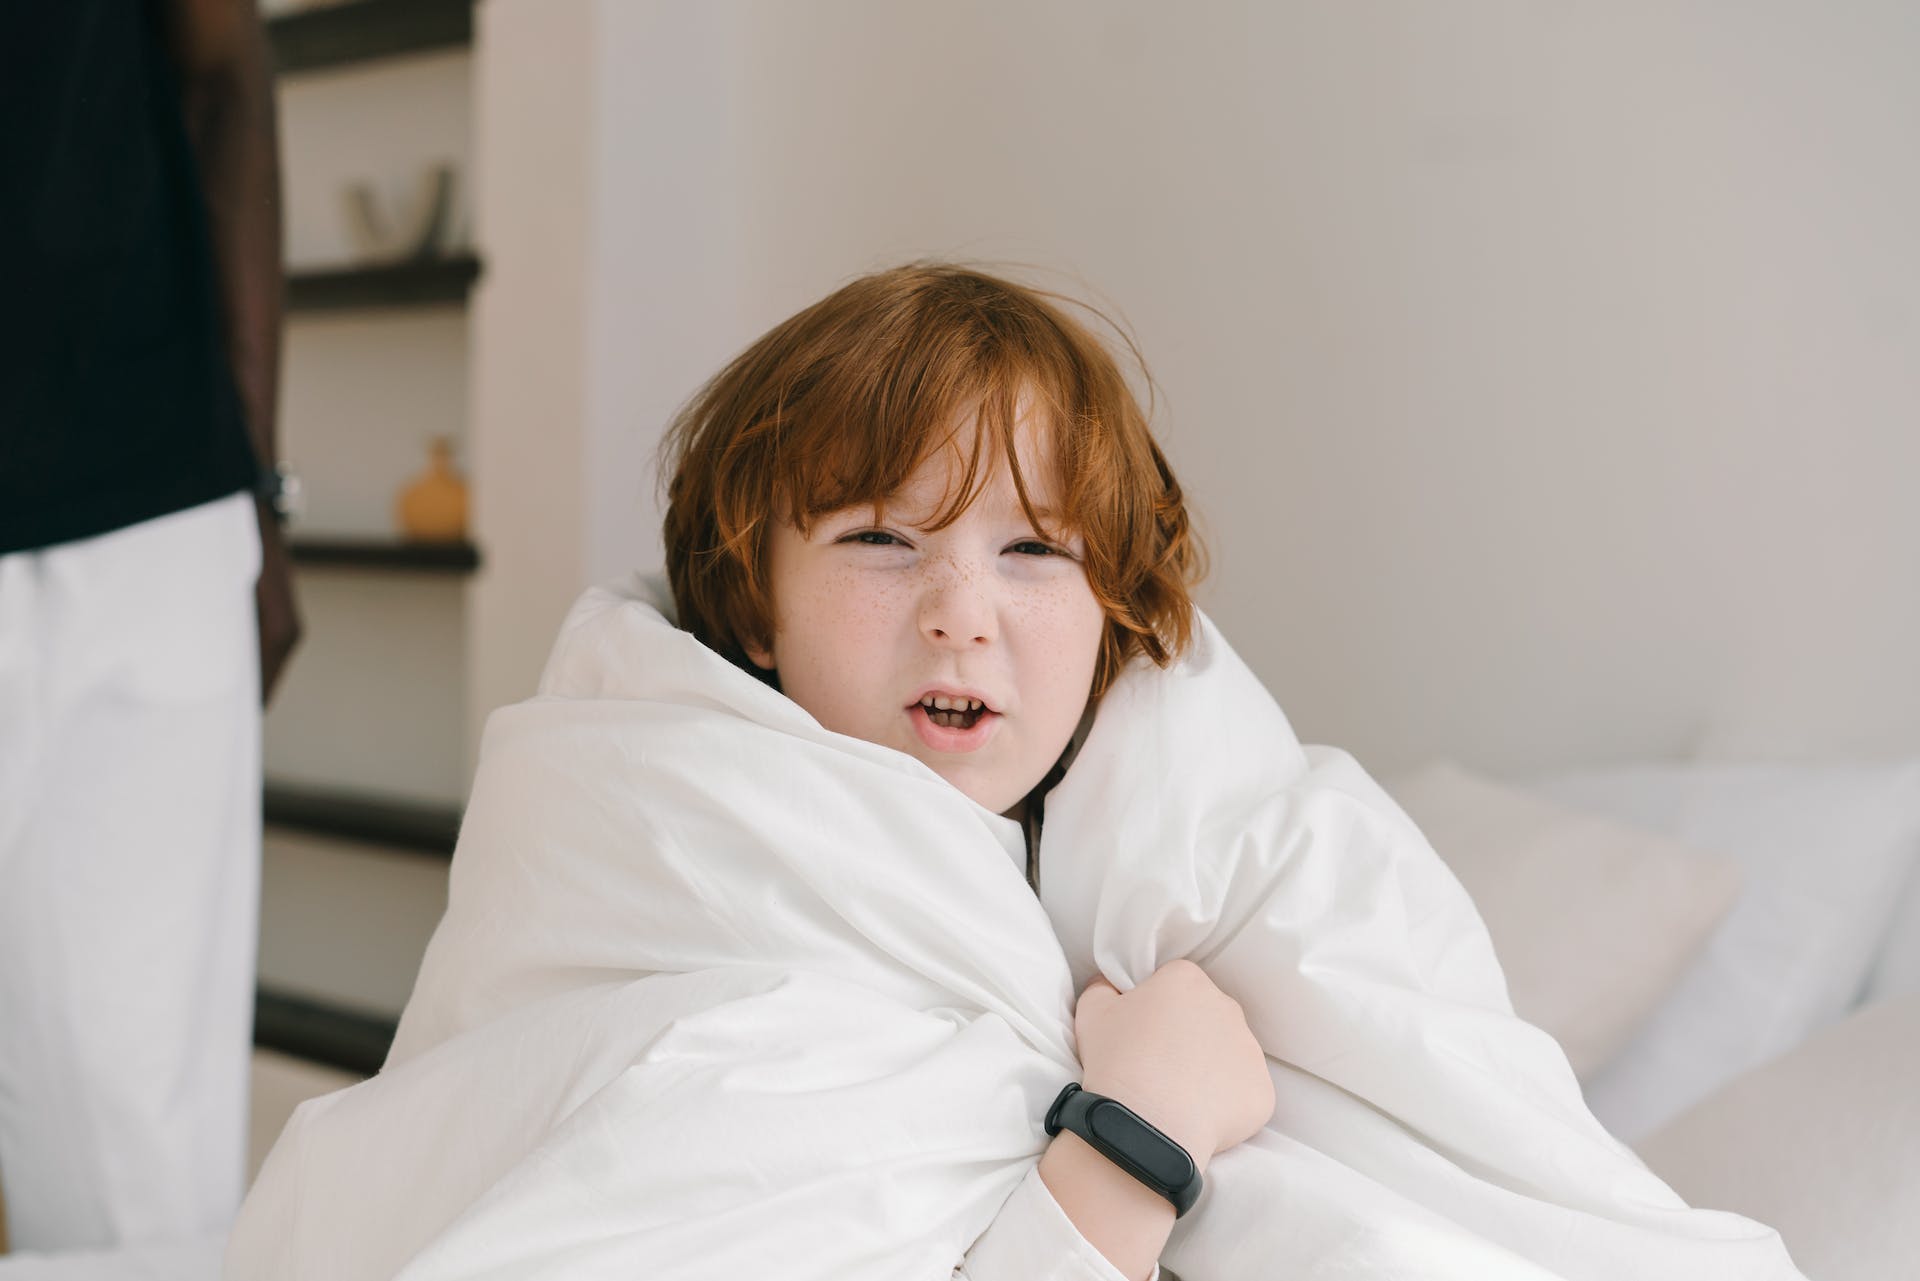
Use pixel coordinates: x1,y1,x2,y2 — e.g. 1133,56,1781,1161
776,303,1085,549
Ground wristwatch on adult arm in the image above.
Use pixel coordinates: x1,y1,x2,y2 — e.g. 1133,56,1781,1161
1045,1083,1204,1217
254,461,303,527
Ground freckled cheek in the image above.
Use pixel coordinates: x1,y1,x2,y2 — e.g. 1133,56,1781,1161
1018,582,1107,691
790,574,912,709
829,574,912,650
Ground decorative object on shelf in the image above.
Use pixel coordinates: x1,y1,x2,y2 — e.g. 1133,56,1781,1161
342,162,458,263
395,436,469,543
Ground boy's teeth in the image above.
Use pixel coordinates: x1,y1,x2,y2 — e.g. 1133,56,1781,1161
925,695,979,712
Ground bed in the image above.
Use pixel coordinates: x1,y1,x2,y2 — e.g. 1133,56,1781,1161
1387,754,1920,1281
3,752,1916,1280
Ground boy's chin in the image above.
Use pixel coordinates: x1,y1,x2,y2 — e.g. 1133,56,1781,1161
929,768,1030,824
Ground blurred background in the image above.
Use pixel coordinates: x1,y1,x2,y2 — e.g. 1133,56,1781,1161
249,0,1918,1200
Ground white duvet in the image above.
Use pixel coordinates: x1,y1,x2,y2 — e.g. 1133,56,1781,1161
226,573,1806,1280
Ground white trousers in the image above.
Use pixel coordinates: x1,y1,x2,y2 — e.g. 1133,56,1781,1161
0,492,261,1252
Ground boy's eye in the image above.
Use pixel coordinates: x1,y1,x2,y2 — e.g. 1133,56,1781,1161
838,530,1073,558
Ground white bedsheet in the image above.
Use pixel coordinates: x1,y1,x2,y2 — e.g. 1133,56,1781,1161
225,572,1806,1280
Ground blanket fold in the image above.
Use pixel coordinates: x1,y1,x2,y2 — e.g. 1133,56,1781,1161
226,572,1805,1280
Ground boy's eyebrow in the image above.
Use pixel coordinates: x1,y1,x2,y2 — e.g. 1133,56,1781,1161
1005,503,1062,524
938,503,1068,530
821,491,1075,530
971,490,1065,522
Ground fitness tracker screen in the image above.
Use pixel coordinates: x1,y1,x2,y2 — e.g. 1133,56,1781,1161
1085,1098,1196,1188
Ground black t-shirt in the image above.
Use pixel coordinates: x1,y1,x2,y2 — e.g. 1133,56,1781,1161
0,0,258,555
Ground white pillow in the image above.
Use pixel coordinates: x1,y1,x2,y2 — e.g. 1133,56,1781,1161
1524,758,1920,1141
1386,760,1740,1080
1634,992,1920,1281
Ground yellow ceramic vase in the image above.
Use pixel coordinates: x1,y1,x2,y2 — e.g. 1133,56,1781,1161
396,436,469,542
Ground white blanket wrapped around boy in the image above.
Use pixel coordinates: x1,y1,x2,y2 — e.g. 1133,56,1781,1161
227,570,1804,1280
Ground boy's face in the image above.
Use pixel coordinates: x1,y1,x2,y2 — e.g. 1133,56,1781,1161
745,412,1106,821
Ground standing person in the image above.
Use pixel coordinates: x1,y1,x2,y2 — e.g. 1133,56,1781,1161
0,0,298,1252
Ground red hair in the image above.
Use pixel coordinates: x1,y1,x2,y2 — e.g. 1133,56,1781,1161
658,262,1206,700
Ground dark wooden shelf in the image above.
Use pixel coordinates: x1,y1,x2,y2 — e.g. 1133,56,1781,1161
254,986,395,1077
287,254,480,313
268,0,474,76
265,780,462,858
288,535,479,573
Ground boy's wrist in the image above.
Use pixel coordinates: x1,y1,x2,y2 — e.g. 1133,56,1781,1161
1038,1131,1177,1281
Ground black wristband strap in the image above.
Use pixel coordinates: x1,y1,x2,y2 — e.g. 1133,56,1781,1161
1044,1082,1203,1217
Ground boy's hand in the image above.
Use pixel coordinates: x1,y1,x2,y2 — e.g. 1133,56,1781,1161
1071,958,1275,1170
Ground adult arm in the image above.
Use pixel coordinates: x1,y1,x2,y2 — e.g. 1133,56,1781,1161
157,0,301,703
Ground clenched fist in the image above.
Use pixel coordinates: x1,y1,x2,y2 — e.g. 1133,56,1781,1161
1071,958,1275,1172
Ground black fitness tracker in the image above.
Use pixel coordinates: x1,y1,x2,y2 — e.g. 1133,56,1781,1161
1044,1082,1203,1217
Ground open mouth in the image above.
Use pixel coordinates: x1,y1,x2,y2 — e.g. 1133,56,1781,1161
908,693,1000,753
916,694,989,730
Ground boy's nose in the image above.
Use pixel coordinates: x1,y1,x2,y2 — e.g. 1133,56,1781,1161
918,569,998,648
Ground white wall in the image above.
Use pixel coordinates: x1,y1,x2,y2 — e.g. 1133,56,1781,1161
473,0,1920,778
464,0,605,773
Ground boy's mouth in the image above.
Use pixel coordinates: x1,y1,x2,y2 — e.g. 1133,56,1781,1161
911,692,995,730
908,697,1000,752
